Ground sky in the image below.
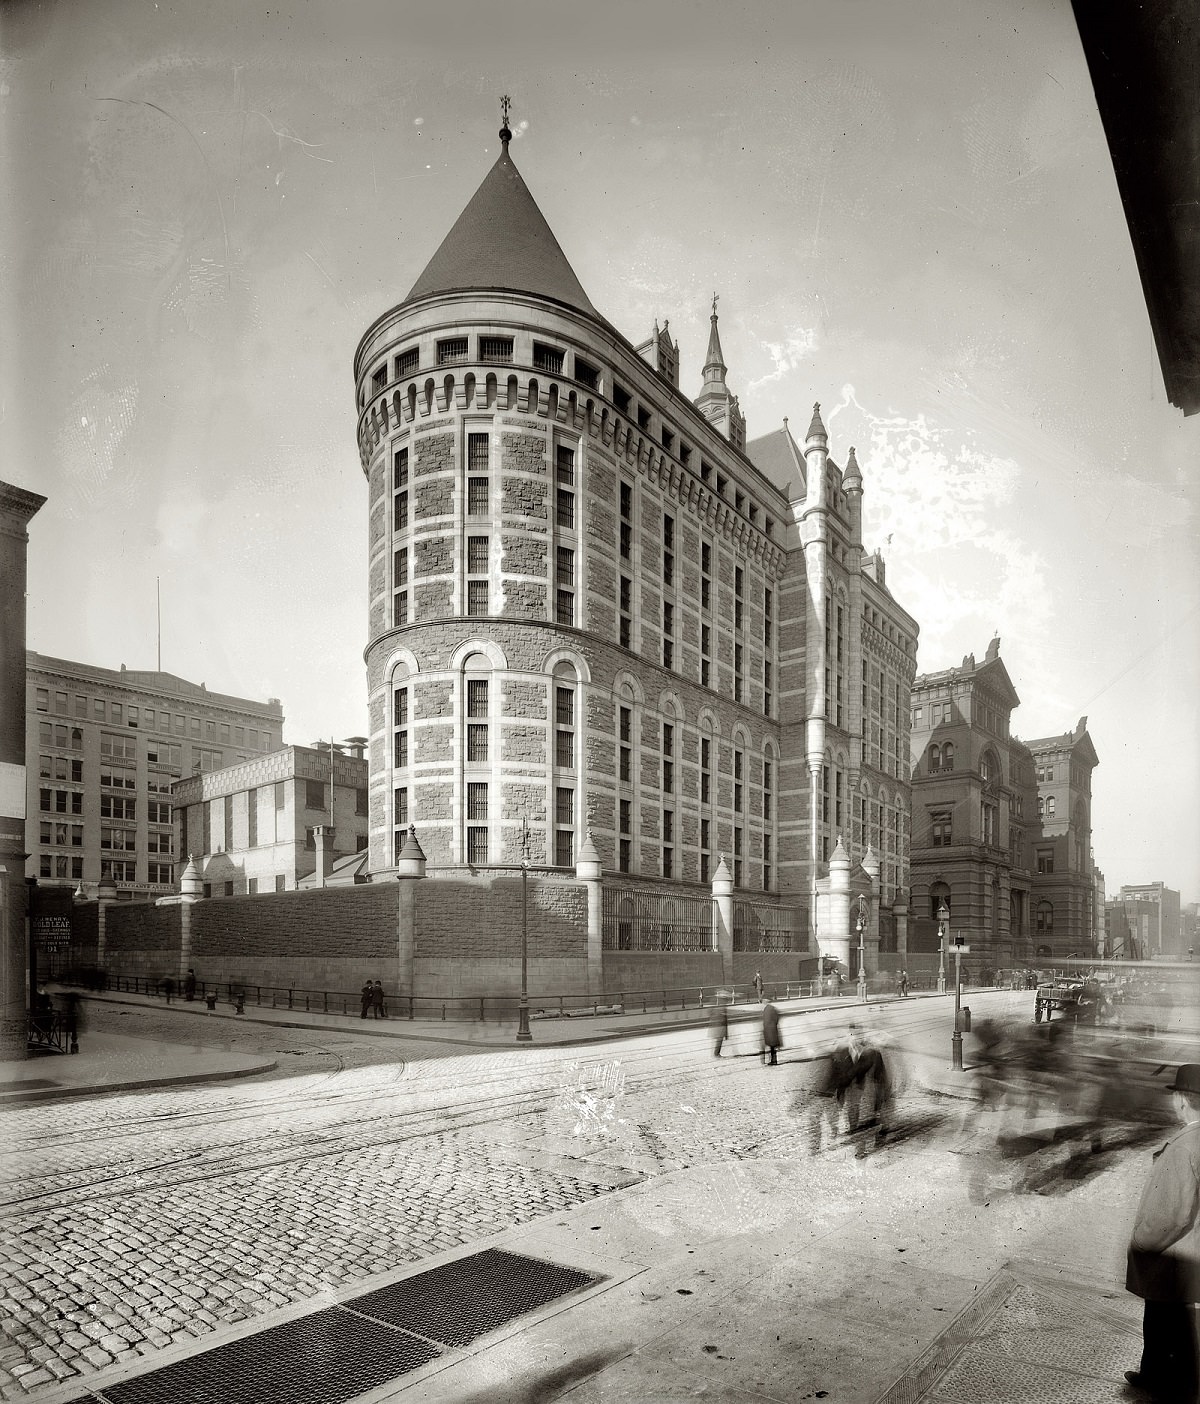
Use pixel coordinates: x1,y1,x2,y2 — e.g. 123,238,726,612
3,0,1198,901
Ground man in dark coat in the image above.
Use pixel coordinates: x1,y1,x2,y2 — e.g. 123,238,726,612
360,981,373,1019
371,979,386,1019
709,1000,729,1057
1125,1063,1200,1402
761,1001,781,1066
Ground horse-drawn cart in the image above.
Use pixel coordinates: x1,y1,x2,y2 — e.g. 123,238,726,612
1033,973,1113,1024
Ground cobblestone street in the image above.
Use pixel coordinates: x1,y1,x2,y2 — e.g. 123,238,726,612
0,994,1166,1399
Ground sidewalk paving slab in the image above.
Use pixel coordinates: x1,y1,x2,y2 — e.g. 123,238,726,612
0,1031,276,1104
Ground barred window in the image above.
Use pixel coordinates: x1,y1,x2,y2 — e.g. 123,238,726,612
394,492,408,531
394,448,409,489
467,535,489,574
533,341,564,374
467,476,489,515
393,591,408,627
467,826,489,865
395,346,419,378
437,337,468,365
468,432,488,473
467,679,488,717
394,687,409,726
467,782,488,821
467,724,488,762
467,580,488,616
478,336,513,363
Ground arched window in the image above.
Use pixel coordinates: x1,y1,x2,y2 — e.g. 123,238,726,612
943,741,955,771
1046,796,1056,818
1036,901,1054,934
980,749,997,784
929,743,941,773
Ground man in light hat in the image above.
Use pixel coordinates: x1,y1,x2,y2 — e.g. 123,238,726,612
1125,1063,1200,1402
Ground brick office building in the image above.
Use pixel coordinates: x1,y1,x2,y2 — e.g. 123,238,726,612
353,119,919,975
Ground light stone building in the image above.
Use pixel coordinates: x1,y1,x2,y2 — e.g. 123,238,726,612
353,119,919,973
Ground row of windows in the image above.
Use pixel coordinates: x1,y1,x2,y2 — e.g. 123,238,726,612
34,688,276,748
368,346,776,538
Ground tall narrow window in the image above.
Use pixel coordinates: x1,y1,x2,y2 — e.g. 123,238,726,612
701,541,712,613
764,587,773,645
555,686,575,770
701,623,712,689
393,545,408,627
734,642,744,703
394,447,409,532
467,678,489,762
700,736,712,806
467,535,489,616
619,575,633,650
700,816,711,884
556,546,575,626
619,705,632,783
763,658,772,716
619,798,632,873
662,722,674,793
555,787,575,867
663,601,674,670
762,756,774,891
662,513,674,585
393,686,409,769
734,566,744,632
556,445,575,529
662,807,674,880
733,825,743,889
619,480,633,559
734,748,744,813
467,474,489,516
466,783,489,865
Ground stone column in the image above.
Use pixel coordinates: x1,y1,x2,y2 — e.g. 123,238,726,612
395,828,426,1005
894,897,909,960
575,832,603,996
96,872,118,974
0,482,46,1059
862,844,882,972
828,837,851,972
178,856,203,982
313,825,334,887
712,856,734,987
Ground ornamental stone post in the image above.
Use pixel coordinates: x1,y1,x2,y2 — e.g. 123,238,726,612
574,832,603,996
828,836,851,973
396,827,426,1006
712,855,734,987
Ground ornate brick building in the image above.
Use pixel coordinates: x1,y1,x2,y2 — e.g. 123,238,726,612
353,120,918,974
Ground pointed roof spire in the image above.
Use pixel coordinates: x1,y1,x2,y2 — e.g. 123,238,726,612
843,444,861,486
702,291,727,382
806,401,827,443
404,105,599,318
499,93,512,147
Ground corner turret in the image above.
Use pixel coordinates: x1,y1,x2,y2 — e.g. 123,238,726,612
694,295,746,450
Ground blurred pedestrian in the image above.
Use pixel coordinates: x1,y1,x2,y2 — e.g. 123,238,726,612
709,999,729,1058
360,980,373,1019
753,970,764,1002
1125,1063,1200,1403
761,1001,781,1066
184,969,197,1001
371,979,386,1019
61,991,81,1053
806,1027,861,1151
162,975,175,1004
898,969,909,997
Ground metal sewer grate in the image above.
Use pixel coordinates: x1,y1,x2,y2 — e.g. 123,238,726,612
351,1247,601,1348
100,1306,438,1404
68,1249,601,1404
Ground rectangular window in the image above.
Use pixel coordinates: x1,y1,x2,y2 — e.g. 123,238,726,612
395,786,409,827
555,787,574,826
467,724,488,762
467,431,489,476
467,679,488,717
555,729,574,770
556,546,575,626
394,686,409,726
532,341,564,374
478,335,513,363
395,346,419,378
305,780,326,811
467,580,489,616
574,357,598,390
734,750,744,812
394,447,409,489
467,782,488,821
372,364,388,393
394,492,409,531
437,336,468,365
394,546,408,590
701,737,711,806
35,688,49,712
394,731,409,768
467,476,489,515
619,705,632,785
467,826,489,866
619,574,632,650
619,481,632,560
393,591,408,627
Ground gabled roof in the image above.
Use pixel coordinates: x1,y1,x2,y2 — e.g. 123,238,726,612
745,423,806,499
404,141,599,319
1026,716,1099,769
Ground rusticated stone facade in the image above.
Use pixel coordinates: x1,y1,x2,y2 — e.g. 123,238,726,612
353,132,920,972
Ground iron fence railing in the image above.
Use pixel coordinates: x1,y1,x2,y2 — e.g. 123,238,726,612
601,886,715,953
732,897,805,953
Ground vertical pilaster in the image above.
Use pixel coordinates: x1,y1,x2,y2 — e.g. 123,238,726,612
575,832,603,995
395,828,427,1002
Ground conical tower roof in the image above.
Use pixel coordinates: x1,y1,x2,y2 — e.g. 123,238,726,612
405,135,599,318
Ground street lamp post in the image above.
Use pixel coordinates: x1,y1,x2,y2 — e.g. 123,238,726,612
936,900,949,996
516,819,532,1043
951,938,964,1070
855,895,867,1002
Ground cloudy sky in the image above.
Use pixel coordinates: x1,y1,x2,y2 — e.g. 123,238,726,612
4,0,1198,900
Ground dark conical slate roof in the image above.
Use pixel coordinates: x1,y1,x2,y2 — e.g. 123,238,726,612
405,143,599,318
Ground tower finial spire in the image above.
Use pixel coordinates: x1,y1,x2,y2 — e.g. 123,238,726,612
711,290,719,318
499,94,512,148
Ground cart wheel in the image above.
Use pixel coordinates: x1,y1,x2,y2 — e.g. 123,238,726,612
1034,1000,1044,1023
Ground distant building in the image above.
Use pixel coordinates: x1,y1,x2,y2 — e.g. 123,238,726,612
1024,718,1099,957
908,638,1039,967
1093,864,1107,959
26,653,284,900
352,119,919,973
1114,881,1183,959
174,741,369,895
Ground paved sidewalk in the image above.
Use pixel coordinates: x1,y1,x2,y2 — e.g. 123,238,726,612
0,1030,276,1103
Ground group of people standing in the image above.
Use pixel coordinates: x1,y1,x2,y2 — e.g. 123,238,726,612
359,980,387,1019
